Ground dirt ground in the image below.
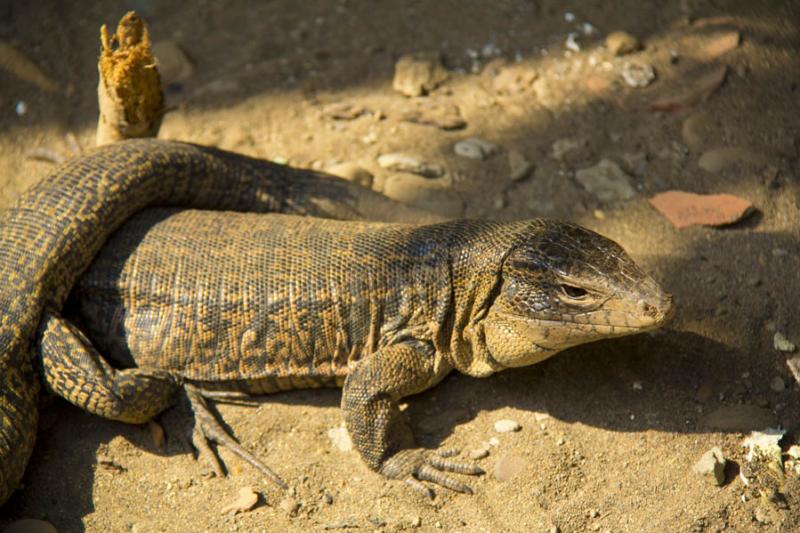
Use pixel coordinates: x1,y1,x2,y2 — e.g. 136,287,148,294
1,1,799,531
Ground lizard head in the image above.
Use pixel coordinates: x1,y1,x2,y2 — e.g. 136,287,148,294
479,221,673,369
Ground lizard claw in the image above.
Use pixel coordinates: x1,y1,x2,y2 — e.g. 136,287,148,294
380,448,483,497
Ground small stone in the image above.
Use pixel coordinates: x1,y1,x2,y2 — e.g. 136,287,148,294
787,445,800,459
698,147,768,173
548,526,561,533
774,332,797,353
327,426,353,452
507,150,533,181
551,138,584,160
15,100,27,116
632,381,643,391
493,454,527,481
494,419,521,433
221,487,260,514
621,61,655,87
279,496,301,517
588,509,600,518
409,516,422,528
650,65,727,112
392,53,449,97
701,405,777,432
454,137,498,160
606,31,640,56
681,113,715,151
400,102,466,130
492,63,538,94
575,159,637,203
693,447,726,486
377,153,444,178
383,175,464,218
322,101,367,120
152,40,194,84
489,437,500,446
769,376,785,393
469,448,490,459
327,163,374,189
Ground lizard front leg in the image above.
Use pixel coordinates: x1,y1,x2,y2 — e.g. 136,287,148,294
342,342,483,498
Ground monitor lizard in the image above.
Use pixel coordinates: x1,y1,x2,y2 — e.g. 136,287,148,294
0,138,440,504
39,207,673,497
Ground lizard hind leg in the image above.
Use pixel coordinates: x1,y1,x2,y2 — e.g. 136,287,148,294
37,309,179,423
184,384,288,489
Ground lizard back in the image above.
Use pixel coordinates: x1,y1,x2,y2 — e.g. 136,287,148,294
75,209,461,383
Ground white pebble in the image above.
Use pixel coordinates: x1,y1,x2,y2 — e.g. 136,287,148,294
494,419,521,433
15,100,27,116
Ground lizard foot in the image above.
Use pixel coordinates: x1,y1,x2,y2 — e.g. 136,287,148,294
380,448,484,498
185,385,288,489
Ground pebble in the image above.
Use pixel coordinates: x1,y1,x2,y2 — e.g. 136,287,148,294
494,419,521,433
469,448,490,459
692,446,726,486
698,147,767,173
321,101,367,120
220,486,260,514
15,100,27,116
400,102,466,130
606,31,640,56
681,113,715,151
152,40,194,84
392,53,449,97
326,162,374,189
575,159,637,203
551,138,584,160
327,426,353,452
507,149,533,181
769,376,785,393
383,175,464,218
492,63,538,94
700,405,777,432
489,437,500,446
621,61,655,87
279,496,301,516
493,454,527,481
377,153,444,178
454,137,498,160
773,332,797,352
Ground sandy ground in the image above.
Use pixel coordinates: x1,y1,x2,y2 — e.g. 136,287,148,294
1,1,799,531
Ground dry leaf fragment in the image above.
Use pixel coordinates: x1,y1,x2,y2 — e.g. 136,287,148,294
221,486,260,514
649,190,752,228
650,65,727,112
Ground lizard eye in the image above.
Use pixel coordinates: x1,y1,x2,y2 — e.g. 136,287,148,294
561,284,588,299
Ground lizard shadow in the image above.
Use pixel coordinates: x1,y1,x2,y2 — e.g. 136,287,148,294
405,329,798,449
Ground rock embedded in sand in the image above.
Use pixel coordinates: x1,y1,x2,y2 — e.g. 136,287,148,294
621,61,655,87
606,31,641,56
493,454,527,481
454,137,498,160
774,332,797,353
692,447,726,486
327,162,374,189
575,159,637,203
377,152,444,178
507,149,533,181
494,419,521,433
392,53,449,97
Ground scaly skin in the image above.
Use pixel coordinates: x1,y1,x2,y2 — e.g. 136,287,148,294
0,138,439,505
44,208,673,495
